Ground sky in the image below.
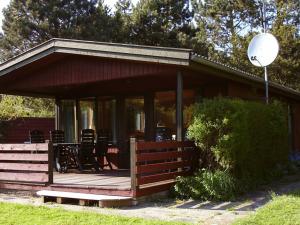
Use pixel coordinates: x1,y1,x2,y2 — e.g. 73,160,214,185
0,0,139,32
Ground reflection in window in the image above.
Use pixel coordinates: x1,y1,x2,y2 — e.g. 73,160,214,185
155,91,176,140
98,98,116,143
154,90,197,140
183,90,196,129
125,98,145,139
61,100,76,142
79,100,95,131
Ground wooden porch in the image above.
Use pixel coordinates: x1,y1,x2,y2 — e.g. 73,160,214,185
53,170,130,189
0,141,199,204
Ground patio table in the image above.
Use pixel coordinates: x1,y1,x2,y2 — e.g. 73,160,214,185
53,143,81,173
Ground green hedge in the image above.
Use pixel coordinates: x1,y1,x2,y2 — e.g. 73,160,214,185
175,98,290,200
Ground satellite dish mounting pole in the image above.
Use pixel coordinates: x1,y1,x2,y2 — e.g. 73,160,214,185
263,0,269,104
247,3,279,103
264,66,269,104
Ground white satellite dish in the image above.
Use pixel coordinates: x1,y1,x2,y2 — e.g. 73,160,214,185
247,33,279,67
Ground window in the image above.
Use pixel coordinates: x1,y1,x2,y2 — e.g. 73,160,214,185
79,100,96,131
155,91,176,140
60,100,76,142
97,98,116,143
125,97,145,139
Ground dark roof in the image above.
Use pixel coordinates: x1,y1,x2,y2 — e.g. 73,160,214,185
0,38,299,100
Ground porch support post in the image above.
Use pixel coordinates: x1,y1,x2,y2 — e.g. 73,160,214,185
176,71,183,141
55,98,61,130
288,104,294,152
48,142,54,184
116,97,125,147
130,137,137,197
144,93,155,141
75,99,80,142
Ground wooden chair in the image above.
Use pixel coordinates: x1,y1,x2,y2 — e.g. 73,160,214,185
29,130,45,143
78,129,99,171
50,130,67,173
50,130,65,143
96,131,113,170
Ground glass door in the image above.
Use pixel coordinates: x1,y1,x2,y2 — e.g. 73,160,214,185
61,100,76,142
97,97,117,143
125,97,145,140
79,99,96,135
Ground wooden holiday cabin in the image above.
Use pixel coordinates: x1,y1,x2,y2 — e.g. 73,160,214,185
0,39,299,202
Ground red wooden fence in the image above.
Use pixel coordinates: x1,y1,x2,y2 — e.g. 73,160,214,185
130,139,199,197
4,117,55,143
0,144,53,185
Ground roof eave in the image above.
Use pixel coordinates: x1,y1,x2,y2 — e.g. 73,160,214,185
0,39,192,77
191,55,300,101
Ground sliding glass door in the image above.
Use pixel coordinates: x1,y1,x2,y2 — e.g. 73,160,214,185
78,99,96,134
125,97,145,140
60,100,76,142
97,98,117,143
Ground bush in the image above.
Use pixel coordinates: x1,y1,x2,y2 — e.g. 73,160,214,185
190,98,289,183
174,97,290,200
174,169,238,201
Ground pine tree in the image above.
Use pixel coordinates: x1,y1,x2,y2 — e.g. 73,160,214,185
130,0,195,47
113,0,133,43
193,0,300,90
0,0,112,61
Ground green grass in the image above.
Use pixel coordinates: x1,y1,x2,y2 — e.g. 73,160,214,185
233,190,300,225
0,202,190,225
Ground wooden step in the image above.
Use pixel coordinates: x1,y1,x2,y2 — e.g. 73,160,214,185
37,190,133,208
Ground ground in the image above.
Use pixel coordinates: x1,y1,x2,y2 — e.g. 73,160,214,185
1,174,300,225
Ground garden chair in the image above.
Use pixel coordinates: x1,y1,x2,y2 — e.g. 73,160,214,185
29,130,45,143
78,129,99,171
96,131,113,170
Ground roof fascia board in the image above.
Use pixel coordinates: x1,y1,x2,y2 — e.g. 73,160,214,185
191,55,300,100
54,39,191,63
0,39,191,77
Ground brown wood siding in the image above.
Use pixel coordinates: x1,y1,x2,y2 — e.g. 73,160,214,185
4,118,55,143
10,55,177,91
293,104,300,152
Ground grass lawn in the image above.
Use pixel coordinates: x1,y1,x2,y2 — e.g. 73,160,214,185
233,190,300,225
0,202,189,225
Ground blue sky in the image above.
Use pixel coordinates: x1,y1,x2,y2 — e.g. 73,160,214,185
0,0,138,32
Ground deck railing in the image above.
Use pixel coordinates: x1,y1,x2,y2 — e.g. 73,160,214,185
0,143,53,185
130,138,199,198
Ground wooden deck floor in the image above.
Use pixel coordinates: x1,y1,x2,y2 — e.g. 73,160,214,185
53,170,131,190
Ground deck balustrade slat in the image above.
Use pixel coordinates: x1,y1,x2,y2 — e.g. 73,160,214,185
0,153,48,161
137,150,195,162
136,160,191,174
0,172,48,183
0,163,48,172
136,141,195,151
137,171,189,185
0,144,48,151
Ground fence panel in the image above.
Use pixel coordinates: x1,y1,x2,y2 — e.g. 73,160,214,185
0,143,53,185
130,139,199,197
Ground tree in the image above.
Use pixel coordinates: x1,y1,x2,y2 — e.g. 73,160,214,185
130,0,195,48
193,0,300,90
0,0,113,61
113,0,134,43
267,0,300,89
0,95,54,120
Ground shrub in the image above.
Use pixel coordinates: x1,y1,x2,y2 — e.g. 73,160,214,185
174,169,238,201
174,97,290,200
189,98,289,184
